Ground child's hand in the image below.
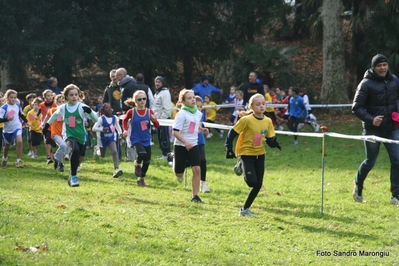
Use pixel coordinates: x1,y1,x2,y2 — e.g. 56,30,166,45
26,122,32,128
8,116,14,121
185,142,193,151
103,127,109,132
123,131,128,138
202,128,209,135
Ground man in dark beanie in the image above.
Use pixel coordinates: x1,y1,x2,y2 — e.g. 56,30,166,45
352,54,399,205
153,76,172,160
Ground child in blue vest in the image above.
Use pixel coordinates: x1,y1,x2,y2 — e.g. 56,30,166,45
92,102,123,178
122,90,160,186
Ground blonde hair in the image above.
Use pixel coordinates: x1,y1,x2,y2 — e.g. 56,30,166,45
3,89,18,104
236,90,244,97
238,93,265,117
124,90,147,108
62,84,85,102
176,88,194,108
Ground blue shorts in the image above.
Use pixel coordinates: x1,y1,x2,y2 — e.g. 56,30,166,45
3,128,22,145
100,138,115,149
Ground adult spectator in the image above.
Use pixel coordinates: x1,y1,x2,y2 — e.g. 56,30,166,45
352,54,399,205
243,72,263,105
116,68,138,112
192,75,223,101
44,77,62,95
103,69,122,114
153,76,172,160
135,73,154,109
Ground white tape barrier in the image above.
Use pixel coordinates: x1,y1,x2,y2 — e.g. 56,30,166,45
157,119,399,144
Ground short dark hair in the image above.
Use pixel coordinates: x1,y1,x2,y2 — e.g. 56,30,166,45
136,73,144,82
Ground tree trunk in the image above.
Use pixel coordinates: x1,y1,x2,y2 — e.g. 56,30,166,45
320,0,349,114
1,63,10,93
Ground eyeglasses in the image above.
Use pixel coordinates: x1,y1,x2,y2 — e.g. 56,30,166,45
137,98,147,101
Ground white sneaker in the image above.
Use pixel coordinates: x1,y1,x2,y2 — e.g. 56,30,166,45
278,126,284,131
150,141,154,146
239,208,254,217
93,146,100,159
158,155,168,160
219,130,224,139
64,154,70,161
390,197,399,205
31,154,38,159
315,124,320,132
297,123,304,130
206,133,213,139
113,168,123,178
27,151,33,156
200,182,211,193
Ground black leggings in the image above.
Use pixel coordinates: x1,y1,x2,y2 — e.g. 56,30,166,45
288,116,301,141
241,155,265,209
198,144,206,181
133,143,151,177
66,137,86,176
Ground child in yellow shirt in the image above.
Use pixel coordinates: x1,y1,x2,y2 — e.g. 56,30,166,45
23,93,37,156
26,98,43,158
203,94,223,139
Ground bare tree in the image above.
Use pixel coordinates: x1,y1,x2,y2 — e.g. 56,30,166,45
320,0,349,113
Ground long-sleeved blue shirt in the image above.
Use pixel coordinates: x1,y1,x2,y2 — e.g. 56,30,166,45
289,95,308,119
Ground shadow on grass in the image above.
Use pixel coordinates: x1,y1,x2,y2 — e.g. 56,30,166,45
271,216,380,241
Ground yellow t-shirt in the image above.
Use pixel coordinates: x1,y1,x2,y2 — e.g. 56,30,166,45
203,101,219,121
233,114,275,156
27,109,42,133
171,102,177,120
265,93,274,112
23,105,32,128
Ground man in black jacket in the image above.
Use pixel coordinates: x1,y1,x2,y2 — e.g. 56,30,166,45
116,68,138,112
352,54,399,205
243,72,263,105
135,73,154,109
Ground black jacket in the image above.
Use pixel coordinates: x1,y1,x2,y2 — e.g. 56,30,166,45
120,75,138,112
352,69,399,130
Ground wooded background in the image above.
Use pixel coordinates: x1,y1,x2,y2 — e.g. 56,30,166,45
1,0,398,108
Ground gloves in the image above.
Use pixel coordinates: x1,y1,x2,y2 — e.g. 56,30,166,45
42,123,50,136
266,137,282,150
226,148,236,159
82,106,92,114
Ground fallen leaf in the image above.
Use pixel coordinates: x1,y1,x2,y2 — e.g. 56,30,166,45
57,205,67,209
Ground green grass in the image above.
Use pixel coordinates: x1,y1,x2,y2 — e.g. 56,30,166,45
1,119,398,265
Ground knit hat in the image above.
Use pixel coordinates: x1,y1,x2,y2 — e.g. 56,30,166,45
155,76,166,86
371,54,388,68
201,75,210,82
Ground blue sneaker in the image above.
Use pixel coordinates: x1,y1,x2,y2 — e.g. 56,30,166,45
68,175,80,187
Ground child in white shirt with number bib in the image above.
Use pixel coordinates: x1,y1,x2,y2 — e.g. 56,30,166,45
172,89,209,203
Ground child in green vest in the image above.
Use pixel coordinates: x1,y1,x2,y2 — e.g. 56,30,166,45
43,84,98,187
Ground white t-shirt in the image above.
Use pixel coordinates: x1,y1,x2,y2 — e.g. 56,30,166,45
173,109,203,147
0,103,23,133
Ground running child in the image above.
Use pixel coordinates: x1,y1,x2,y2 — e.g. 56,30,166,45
92,102,123,178
23,93,37,156
195,96,210,193
225,93,281,216
26,97,43,158
172,89,209,203
42,94,69,172
43,84,98,187
122,90,160,186
0,90,31,168
40,89,57,164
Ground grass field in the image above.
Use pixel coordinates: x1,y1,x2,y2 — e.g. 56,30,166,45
0,119,398,265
